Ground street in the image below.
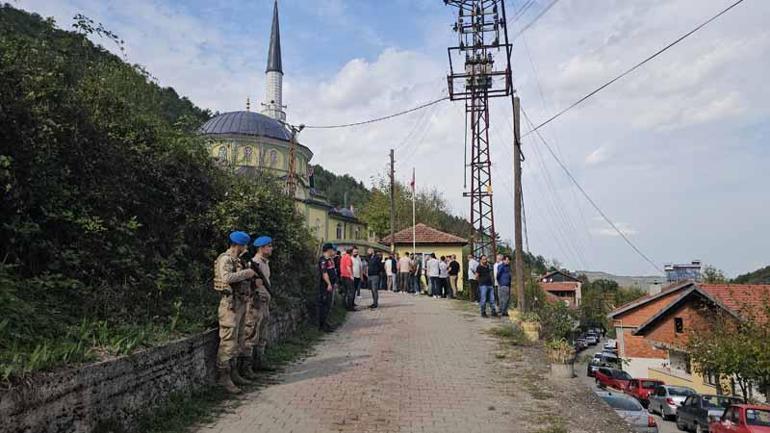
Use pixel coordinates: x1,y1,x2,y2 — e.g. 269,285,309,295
576,343,678,433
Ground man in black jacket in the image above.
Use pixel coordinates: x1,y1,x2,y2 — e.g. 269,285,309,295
366,250,383,309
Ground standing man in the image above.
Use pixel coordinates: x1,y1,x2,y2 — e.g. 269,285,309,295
448,255,460,298
384,252,395,292
398,252,412,293
352,247,363,302
426,253,440,298
467,254,480,303
496,255,512,317
367,249,382,309
247,235,274,371
213,231,256,394
493,254,503,309
412,254,423,295
438,256,450,298
476,255,498,317
318,243,338,332
340,248,355,311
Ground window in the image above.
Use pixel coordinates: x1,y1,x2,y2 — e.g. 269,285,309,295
336,223,343,239
704,370,719,386
674,317,684,333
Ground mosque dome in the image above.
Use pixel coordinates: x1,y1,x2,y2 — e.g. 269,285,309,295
199,111,291,142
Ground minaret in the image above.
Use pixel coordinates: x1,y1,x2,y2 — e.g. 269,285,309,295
262,0,285,122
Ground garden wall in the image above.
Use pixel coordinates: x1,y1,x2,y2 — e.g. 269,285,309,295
0,303,308,433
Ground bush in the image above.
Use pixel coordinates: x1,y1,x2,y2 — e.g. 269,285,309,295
0,6,316,381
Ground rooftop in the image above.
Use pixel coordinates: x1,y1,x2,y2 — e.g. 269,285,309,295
380,223,468,245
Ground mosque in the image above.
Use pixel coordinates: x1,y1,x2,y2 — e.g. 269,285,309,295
199,1,373,247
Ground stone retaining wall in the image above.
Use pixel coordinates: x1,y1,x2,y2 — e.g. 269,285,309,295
0,303,308,433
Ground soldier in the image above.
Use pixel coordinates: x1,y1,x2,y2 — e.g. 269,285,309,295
213,231,257,394
318,243,338,332
248,235,275,371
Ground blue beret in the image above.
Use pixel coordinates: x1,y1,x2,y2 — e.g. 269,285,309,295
229,231,251,246
253,235,272,248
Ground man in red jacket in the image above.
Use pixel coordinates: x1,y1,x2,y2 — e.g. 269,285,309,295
340,248,355,311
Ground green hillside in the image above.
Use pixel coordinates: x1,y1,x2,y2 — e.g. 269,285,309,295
733,265,770,284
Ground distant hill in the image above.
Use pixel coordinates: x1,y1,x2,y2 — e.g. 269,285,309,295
577,270,665,292
733,265,770,284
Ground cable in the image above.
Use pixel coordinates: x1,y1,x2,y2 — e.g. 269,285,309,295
522,107,662,273
511,0,560,42
509,0,536,26
303,96,449,130
522,0,746,138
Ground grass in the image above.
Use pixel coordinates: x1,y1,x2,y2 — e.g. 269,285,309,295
484,323,531,347
137,303,348,433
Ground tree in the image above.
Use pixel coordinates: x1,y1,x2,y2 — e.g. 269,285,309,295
702,265,727,284
687,296,770,401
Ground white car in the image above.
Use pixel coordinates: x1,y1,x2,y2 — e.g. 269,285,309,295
586,334,598,345
647,385,697,420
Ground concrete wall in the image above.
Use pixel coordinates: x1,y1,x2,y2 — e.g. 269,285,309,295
0,303,307,433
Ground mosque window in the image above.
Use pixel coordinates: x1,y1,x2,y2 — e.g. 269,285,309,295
336,223,343,239
269,149,279,167
217,146,227,160
243,146,253,162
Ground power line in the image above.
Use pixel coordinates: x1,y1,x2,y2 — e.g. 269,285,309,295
522,0,746,138
522,108,662,273
511,0,560,42
303,96,449,130
509,0,536,26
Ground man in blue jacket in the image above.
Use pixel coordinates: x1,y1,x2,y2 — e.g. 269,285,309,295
496,255,513,316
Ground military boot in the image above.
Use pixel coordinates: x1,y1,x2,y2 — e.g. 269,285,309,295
230,359,252,387
217,365,242,394
239,355,260,380
254,347,276,372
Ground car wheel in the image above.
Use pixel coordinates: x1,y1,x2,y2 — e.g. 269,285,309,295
675,415,686,431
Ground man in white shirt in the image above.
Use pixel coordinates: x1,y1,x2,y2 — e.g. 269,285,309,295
352,247,363,300
384,253,394,291
493,254,503,308
398,252,412,293
467,254,479,302
438,256,450,298
426,254,441,298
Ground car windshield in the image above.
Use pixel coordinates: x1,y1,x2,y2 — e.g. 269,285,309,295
612,370,632,380
668,387,695,397
641,381,661,389
701,396,741,409
602,396,643,411
746,409,770,427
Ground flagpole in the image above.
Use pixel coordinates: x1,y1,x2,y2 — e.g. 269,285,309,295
412,167,416,257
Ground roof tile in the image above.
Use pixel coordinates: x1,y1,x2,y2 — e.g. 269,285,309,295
381,223,467,245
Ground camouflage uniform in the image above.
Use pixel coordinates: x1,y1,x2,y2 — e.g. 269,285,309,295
243,255,272,367
213,252,253,369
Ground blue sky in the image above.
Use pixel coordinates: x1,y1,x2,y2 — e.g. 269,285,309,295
19,0,770,277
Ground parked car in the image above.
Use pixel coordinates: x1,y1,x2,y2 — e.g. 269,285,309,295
597,390,659,433
624,378,665,408
587,352,621,377
575,338,588,351
677,395,744,433
648,385,697,420
709,404,770,433
603,339,618,353
595,367,633,391
586,334,599,345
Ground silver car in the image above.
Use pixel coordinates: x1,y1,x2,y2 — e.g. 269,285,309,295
648,385,697,420
597,390,659,433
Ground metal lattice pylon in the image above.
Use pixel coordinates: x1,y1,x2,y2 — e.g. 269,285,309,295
445,0,514,259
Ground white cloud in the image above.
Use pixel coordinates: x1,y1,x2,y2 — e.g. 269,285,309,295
585,146,610,166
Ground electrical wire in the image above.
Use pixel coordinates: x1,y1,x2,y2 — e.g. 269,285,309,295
511,0,560,42
522,0,746,138
509,0,536,26
522,107,662,273
302,96,449,130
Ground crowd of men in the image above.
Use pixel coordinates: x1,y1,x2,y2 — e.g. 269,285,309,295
212,232,517,394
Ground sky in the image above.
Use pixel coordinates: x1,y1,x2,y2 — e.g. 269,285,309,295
18,0,770,277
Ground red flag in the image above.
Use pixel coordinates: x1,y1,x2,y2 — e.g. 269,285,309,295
410,168,415,191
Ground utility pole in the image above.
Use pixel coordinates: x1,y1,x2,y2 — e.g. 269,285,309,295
512,95,526,312
444,0,513,260
389,149,395,254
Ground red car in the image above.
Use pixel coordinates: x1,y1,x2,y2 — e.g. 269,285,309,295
595,367,633,391
624,378,664,407
710,404,770,433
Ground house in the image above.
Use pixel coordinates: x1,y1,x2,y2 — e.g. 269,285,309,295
381,224,468,292
608,282,770,399
539,271,582,307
